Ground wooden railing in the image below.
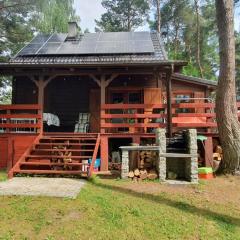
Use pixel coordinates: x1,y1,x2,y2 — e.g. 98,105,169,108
101,102,240,133
101,104,166,133
88,134,101,177
0,104,42,134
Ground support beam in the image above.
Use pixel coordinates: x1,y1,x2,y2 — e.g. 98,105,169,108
30,75,56,133
89,73,119,134
89,74,101,87
100,75,106,134
204,137,213,167
30,75,56,109
166,66,173,138
100,136,109,171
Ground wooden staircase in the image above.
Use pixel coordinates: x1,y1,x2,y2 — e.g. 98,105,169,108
9,133,101,178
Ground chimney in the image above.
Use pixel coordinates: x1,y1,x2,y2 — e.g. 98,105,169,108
68,22,78,38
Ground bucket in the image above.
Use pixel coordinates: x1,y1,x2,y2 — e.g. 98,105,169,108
88,158,101,168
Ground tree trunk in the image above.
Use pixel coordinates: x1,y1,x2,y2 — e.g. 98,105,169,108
215,0,240,174
156,0,161,33
194,0,204,78
127,0,131,31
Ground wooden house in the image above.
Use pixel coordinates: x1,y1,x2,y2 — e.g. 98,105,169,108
0,22,218,177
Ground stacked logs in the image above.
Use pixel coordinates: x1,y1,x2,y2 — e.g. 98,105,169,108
213,145,223,170
128,150,158,181
51,145,72,170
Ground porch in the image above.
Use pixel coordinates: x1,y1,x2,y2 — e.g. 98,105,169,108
0,100,233,177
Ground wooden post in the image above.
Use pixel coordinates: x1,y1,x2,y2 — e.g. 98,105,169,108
38,78,44,110
132,135,141,144
89,74,118,171
156,72,162,88
100,75,106,134
100,135,109,171
37,77,45,134
30,75,55,133
205,136,213,167
6,109,10,133
166,67,173,138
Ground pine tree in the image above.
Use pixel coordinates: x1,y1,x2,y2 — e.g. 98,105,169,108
95,0,150,32
215,0,240,174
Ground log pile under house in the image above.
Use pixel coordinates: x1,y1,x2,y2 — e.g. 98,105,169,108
0,22,223,178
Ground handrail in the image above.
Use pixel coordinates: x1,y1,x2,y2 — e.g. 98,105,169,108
0,104,42,133
0,104,41,110
88,134,101,177
100,102,225,133
101,103,165,109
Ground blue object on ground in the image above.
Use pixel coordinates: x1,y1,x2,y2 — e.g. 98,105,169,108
88,158,101,168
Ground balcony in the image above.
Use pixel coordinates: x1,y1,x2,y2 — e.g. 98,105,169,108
100,102,240,134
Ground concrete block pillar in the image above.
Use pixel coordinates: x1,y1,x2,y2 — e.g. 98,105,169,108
121,150,129,179
186,129,198,183
156,128,167,182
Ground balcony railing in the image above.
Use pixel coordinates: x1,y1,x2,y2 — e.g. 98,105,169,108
101,102,240,133
0,104,42,134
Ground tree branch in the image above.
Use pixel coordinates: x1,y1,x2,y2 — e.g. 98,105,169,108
0,2,32,11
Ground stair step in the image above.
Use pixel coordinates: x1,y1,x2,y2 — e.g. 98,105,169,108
44,133,98,136
41,137,97,141
14,169,87,175
32,149,94,153
26,155,92,160
20,162,88,166
10,133,99,178
34,143,95,146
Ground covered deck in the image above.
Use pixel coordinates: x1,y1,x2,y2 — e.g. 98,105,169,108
0,30,219,176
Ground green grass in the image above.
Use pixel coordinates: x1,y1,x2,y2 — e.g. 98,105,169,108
0,177,239,240
0,170,7,182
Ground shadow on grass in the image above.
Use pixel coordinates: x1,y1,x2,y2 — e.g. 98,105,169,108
90,180,240,228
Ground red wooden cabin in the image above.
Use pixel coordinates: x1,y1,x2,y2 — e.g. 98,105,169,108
0,23,218,177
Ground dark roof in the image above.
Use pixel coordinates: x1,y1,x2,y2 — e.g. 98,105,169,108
16,32,156,56
172,73,217,88
6,32,187,66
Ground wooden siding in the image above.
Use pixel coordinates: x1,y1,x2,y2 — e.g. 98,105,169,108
12,77,37,104
0,134,37,169
0,138,8,169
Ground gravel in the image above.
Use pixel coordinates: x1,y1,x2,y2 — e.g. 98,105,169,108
0,177,86,199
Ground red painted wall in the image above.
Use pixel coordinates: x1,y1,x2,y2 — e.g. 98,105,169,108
0,138,8,169
0,135,37,169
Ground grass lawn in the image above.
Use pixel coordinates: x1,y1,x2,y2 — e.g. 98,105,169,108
0,173,239,240
0,169,7,182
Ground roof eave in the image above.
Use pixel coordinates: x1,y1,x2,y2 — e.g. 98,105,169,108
0,60,187,69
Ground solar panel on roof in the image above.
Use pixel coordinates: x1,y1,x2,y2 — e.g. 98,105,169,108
16,32,155,56
38,43,62,54
29,34,51,44
48,33,67,43
17,43,43,55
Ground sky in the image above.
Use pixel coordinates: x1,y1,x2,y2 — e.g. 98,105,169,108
74,0,105,32
73,0,150,32
74,0,240,33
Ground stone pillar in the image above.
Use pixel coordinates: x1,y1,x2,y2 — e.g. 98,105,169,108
121,150,129,179
156,128,167,182
186,129,198,183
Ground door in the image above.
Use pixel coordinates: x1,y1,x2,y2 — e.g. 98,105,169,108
144,88,162,130
89,89,101,133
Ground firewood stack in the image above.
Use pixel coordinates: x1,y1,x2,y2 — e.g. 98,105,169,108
213,145,223,170
128,149,158,181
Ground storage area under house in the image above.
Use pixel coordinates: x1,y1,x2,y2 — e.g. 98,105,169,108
120,129,199,183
